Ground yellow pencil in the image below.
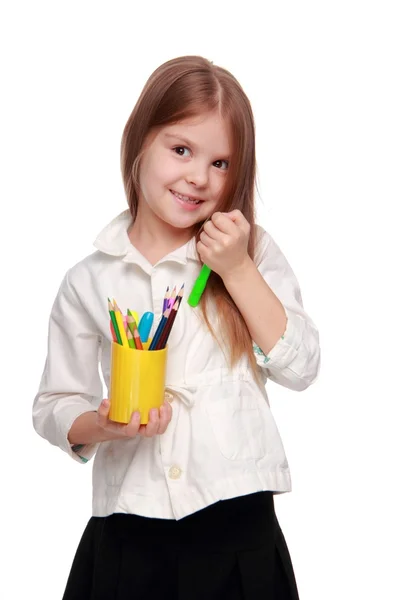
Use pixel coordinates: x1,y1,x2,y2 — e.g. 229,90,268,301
113,299,122,313
114,308,129,348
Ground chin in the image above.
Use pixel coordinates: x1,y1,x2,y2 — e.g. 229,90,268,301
164,214,205,230
168,220,199,232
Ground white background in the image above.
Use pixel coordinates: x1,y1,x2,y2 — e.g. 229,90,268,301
1,1,399,598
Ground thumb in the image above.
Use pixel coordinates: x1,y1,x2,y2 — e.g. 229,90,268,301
97,399,110,425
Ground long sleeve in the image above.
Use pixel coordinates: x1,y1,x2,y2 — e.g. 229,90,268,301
32,267,103,463
252,227,321,391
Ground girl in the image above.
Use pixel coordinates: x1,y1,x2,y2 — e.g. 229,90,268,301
33,55,320,599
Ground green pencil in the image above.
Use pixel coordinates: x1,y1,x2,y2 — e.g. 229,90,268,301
127,327,136,349
108,298,122,345
187,265,211,307
127,309,143,349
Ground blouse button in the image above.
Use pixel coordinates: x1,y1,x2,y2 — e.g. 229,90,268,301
168,465,182,480
164,392,173,403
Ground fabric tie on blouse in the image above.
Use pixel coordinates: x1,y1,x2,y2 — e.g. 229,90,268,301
165,383,196,408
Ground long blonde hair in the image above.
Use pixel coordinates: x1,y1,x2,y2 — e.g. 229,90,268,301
121,56,259,375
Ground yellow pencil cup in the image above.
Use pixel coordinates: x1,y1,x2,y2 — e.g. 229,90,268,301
109,341,168,425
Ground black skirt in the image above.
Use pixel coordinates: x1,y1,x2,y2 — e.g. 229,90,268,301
62,492,300,599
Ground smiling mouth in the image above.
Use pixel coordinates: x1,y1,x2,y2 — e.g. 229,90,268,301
170,190,204,205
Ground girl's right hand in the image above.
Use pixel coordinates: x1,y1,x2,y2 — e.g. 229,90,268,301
96,396,173,440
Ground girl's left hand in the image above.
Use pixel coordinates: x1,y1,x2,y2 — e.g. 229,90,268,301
197,210,251,279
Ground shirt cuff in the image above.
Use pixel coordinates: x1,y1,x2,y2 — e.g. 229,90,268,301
71,442,98,463
57,403,100,464
253,308,303,370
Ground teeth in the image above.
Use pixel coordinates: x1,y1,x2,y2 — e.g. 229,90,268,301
172,191,200,204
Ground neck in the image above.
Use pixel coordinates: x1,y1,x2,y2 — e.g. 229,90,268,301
128,206,195,265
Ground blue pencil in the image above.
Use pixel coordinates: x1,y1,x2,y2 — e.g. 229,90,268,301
149,307,170,350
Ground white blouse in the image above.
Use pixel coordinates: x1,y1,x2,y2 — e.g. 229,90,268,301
33,210,320,520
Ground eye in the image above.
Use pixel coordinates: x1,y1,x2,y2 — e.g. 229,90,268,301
213,159,229,170
173,146,191,157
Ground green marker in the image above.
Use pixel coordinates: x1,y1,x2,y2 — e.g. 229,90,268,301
187,265,211,307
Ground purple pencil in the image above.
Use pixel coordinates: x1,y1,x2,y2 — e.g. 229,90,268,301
168,285,176,309
162,286,170,312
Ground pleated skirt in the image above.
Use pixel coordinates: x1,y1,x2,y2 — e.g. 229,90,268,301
62,492,300,599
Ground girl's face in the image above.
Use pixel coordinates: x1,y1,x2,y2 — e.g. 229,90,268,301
137,110,231,237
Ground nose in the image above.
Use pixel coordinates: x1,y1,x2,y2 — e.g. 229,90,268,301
186,161,208,187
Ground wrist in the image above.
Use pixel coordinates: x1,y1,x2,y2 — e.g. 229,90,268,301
68,410,111,445
221,255,255,286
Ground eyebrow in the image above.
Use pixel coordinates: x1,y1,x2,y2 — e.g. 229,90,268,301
164,133,198,149
164,133,230,158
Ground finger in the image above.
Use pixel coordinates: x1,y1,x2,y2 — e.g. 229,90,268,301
97,399,111,428
158,401,172,434
226,209,243,220
98,400,140,438
199,230,214,247
199,230,229,255
144,408,160,437
197,240,210,262
211,212,238,235
138,424,147,436
203,219,225,240
203,221,231,246
225,210,250,234
124,410,141,437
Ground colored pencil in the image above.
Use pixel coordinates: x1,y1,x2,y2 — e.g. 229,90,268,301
168,285,176,309
108,288,183,350
114,308,129,347
108,298,122,345
127,327,136,349
109,321,117,342
149,307,170,350
127,310,143,349
163,286,170,312
113,299,122,313
177,283,184,305
155,298,180,350
133,329,142,349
